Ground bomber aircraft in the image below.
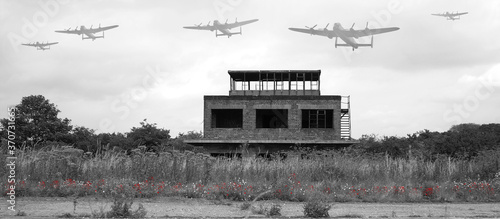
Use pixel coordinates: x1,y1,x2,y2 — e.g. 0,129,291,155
55,24,119,40
431,11,468,21
183,18,259,38
289,22,400,51
21,41,58,50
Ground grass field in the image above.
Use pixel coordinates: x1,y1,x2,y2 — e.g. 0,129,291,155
2,147,499,203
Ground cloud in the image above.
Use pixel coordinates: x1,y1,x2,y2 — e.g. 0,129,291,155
1,0,499,138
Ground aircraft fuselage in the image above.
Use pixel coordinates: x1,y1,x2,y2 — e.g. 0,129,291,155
80,26,99,40
213,20,233,36
333,23,358,49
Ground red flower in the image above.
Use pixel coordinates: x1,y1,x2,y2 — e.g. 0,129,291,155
423,188,433,196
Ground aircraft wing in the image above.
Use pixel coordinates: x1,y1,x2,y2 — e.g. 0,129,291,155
431,13,448,17
288,28,338,38
346,27,400,38
21,43,37,47
220,19,259,29
432,12,468,17
42,42,58,46
90,25,119,33
183,25,216,31
55,29,82,35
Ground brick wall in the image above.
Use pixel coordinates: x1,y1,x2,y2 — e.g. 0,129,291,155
203,95,342,140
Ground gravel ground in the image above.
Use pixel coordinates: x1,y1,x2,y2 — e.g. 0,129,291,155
1,196,500,218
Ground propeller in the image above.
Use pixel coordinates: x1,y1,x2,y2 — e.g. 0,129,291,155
235,18,238,23
225,19,228,24
324,23,330,30
90,25,93,29
350,23,355,31
196,22,202,26
365,22,369,31
305,24,317,29
99,23,101,28
207,21,211,26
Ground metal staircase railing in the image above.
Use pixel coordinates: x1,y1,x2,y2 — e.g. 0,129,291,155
340,96,351,140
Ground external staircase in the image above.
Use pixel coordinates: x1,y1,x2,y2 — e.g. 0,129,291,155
340,95,351,140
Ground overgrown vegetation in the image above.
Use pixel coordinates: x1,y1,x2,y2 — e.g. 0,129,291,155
268,204,282,217
2,146,499,202
240,202,252,210
1,95,499,204
303,199,331,218
91,195,147,218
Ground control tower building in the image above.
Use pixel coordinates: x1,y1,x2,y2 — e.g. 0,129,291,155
185,70,357,155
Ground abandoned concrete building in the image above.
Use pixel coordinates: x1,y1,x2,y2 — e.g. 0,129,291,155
185,70,357,155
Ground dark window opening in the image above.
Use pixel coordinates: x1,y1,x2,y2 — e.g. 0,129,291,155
302,109,333,128
211,109,243,128
256,109,288,128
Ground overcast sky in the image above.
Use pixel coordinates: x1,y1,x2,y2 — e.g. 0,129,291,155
1,0,499,138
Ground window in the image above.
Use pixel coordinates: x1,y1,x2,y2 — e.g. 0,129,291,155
211,109,243,128
256,109,288,128
302,109,333,128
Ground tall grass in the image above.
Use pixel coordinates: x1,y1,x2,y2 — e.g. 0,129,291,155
5,148,499,184
2,147,499,201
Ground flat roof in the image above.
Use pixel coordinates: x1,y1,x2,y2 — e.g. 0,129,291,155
204,95,341,100
184,139,358,145
228,70,321,81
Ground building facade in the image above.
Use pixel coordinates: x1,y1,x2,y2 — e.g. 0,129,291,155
185,70,356,155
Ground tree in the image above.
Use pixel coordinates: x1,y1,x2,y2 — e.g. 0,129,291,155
177,130,203,140
127,119,170,147
97,132,134,150
70,126,97,151
449,123,481,133
0,95,72,148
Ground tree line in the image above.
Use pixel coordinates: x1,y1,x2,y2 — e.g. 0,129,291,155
0,95,201,153
1,95,499,160
351,123,500,160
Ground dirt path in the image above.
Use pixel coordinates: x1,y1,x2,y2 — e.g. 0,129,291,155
2,196,500,218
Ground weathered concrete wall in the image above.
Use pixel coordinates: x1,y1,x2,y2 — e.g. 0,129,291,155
203,95,342,140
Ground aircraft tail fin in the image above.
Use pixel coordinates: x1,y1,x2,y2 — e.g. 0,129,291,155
335,36,374,50
357,36,374,48
82,32,105,40
82,36,104,40
216,31,242,37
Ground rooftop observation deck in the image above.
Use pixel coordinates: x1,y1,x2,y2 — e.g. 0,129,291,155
229,70,321,96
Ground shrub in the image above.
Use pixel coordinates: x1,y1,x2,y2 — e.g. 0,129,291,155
268,204,282,217
251,204,267,215
16,211,27,216
240,202,251,210
58,213,74,218
95,196,147,218
303,200,331,218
